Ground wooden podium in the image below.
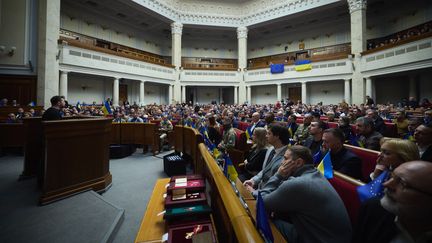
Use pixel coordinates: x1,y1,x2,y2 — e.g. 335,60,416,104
40,117,112,204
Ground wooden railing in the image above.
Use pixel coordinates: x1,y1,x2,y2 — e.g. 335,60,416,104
361,31,432,55
182,57,238,70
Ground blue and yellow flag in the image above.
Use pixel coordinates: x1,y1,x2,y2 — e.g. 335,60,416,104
313,148,322,165
287,124,293,138
317,151,333,179
245,126,253,140
294,60,312,71
101,101,112,115
256,191,274,243
357,170,389,203
223,155,238,181
403,132,415,141
349,134,364,148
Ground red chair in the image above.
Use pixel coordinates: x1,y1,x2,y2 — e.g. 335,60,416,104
384,122,398,138
328,172,364,225
237,121,250,131
327,122,339,129
344,144,379,182
233,128,248,152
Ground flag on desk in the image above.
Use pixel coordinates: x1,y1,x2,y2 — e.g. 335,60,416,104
294,60,312,71
223,155,238,182
101,101,112,115
313,148,323,165
256,191,274,243
357,170,389,203
349,134,364,148
317,151,333,179
270,63,284,74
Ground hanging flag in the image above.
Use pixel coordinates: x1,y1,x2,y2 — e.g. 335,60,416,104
223,155,238,182
256,191,274,243
294,60,312,71
357,170,389,203
287,124,293,138
317,151,333,179
101,100,112,115
270,63,284,74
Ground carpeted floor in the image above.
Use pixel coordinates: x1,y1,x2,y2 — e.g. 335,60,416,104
0,149,170,243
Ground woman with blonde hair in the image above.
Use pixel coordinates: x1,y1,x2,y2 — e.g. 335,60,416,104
371,138,420,180
239,127,270,181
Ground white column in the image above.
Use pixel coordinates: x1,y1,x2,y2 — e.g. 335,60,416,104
59,71,68,100
168,85,173,104
365,77,372,98
237,27,248,104
348,0,367,105
344,79,351,104
113,77,119,107
171,22,183,103
301,82,307,104
219,88,223,104
277,84,282,102
409,76,417,98
38,0,60,107
247,86,252,104
139,81,145,106
181,85,186,103
234,86,238,104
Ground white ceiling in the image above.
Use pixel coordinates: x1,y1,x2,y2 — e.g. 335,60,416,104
61,0,428,42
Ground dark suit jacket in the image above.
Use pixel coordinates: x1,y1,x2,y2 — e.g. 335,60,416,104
303,136,323,155
331,147,362,180
245,147,268,174
254,120,266,128
373,116,386,135
421,145,432,162
352,198,398,243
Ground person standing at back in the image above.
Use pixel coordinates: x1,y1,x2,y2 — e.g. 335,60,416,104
42,96,65,120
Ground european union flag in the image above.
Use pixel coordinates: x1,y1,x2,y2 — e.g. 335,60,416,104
223,155,238,182
357,170,389,203
317,151,333,179
270,64,284,74
256,191,274,243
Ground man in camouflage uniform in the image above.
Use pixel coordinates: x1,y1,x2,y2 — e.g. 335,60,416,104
218,116,236,152
159,115,173,151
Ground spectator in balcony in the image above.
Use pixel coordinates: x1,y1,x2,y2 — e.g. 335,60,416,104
365,95,375,106
420,98,431,109
0,98,8,106
6,113,17,123
356,116,383,151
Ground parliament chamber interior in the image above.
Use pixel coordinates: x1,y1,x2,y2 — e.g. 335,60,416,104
1,0,432,242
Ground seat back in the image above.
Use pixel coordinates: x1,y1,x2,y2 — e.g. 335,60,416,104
328,172,364,225
233,128,248,151
384,122,398,138
327,122,339,129
344,144,379,181
237,121,250,131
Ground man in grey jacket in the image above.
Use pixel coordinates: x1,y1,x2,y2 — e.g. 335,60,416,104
260,145,352,243
243,125,290,197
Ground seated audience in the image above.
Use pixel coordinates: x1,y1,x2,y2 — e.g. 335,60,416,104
239,127,270,181
392,110,409,137
264,112,276,129
128,112,144,123
260,146,352,243
303,120,326,156
217,117,236,151
159,115,173,151
322,128,362,180
243,125,290,196
286,114,298,136
294,113,312,145
371,138,420,180
414,123,432,162
366,109,386,135
354,161,432,243
6,113,17,123
338,116,353,142
356,117,383,151
112,112,126,123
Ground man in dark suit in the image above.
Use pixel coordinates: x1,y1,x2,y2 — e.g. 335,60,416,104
366,109,386,135
356,116,383,151
414,123,432,162
42,96,65,120
322,128,362,180
353,161,432,242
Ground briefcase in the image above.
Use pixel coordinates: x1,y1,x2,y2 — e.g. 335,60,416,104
164,152,187,176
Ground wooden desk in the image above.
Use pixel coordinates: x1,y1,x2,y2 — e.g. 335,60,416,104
235,178,254,200
135,178,170,243
245,199,287,243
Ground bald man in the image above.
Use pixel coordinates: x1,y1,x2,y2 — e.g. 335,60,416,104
354,161,432,242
